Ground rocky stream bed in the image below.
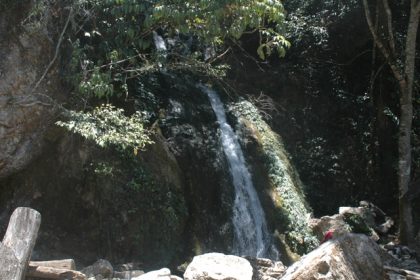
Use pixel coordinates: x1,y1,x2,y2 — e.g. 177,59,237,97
2,202,420,280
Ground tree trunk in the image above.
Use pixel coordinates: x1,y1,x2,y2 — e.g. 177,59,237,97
362,0,419,244
399,84,414,244
398,0,419,245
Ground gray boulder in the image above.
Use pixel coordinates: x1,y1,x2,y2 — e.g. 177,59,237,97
245,257,287,280
132,268,171,280
82,259,113,278
184,252,253,280
281,233,391,280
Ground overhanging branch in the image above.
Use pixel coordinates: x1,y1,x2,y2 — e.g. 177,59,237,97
31,7,73,93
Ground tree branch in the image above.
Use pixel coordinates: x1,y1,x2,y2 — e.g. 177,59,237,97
31,7,73,93
362,0,406,87
382,0,396,54
208,47,232,64
369,2,379,98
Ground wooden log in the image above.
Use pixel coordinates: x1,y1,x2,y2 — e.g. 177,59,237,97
0,207,41,280
26,265,87,280
384,265,420,280
29,259,76,270
0,242,20,280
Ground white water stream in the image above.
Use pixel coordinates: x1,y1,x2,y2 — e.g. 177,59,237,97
199,84,277,258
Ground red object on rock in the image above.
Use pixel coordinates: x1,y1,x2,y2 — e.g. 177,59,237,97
321,230,334,244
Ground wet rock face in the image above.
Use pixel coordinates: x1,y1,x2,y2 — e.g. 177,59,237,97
158,79,235,254
0,130,188,267
0,73,234,267
0,4,64,178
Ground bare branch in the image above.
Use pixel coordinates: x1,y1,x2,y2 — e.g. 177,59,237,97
368,2,379,97
370,63,386,92
86,54,149,72
231,40,266,72
208,47,232,64
15,101,52,107
382,0,396,54
362,0,405,86
0,121,11,128
31,7,73,93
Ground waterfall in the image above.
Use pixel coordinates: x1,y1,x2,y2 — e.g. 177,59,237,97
199,84,278,258
152,31,167,54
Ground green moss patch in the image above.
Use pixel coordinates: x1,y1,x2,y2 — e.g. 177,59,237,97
230,100,318,254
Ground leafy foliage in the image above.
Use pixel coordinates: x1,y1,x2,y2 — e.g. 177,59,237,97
57,104,153,153
57,0,289,153
65,0,289,97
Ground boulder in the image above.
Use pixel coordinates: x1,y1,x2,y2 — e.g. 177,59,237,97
132,268,171,280
281,233,390,280
184,253,253,280
81,259,113,278
310,201,393,244
309,214,349,240
245,257,287,280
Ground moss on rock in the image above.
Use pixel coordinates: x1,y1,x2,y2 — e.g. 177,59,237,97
230,100,318,255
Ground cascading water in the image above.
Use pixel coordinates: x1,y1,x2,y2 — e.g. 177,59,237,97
199,84,278,259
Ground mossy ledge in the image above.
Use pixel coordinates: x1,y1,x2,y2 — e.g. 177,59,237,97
230,100,319,255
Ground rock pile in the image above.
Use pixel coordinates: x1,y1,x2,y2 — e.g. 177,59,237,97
3,205,420,280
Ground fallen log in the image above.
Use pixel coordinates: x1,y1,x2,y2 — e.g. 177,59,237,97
29,259,76,270
26,265,87,280
0,207,41,280
384,265,420,280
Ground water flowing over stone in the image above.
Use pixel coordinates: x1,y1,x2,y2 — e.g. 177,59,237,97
199,84,276,258
153,31,167,55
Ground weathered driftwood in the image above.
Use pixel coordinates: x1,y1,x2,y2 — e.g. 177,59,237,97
29,259,76,270
26,265,87,280
0,207,41,280
384,265,420,280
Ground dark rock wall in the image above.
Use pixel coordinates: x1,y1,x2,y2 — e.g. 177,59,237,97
0,72,236,268
0,1,66,178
